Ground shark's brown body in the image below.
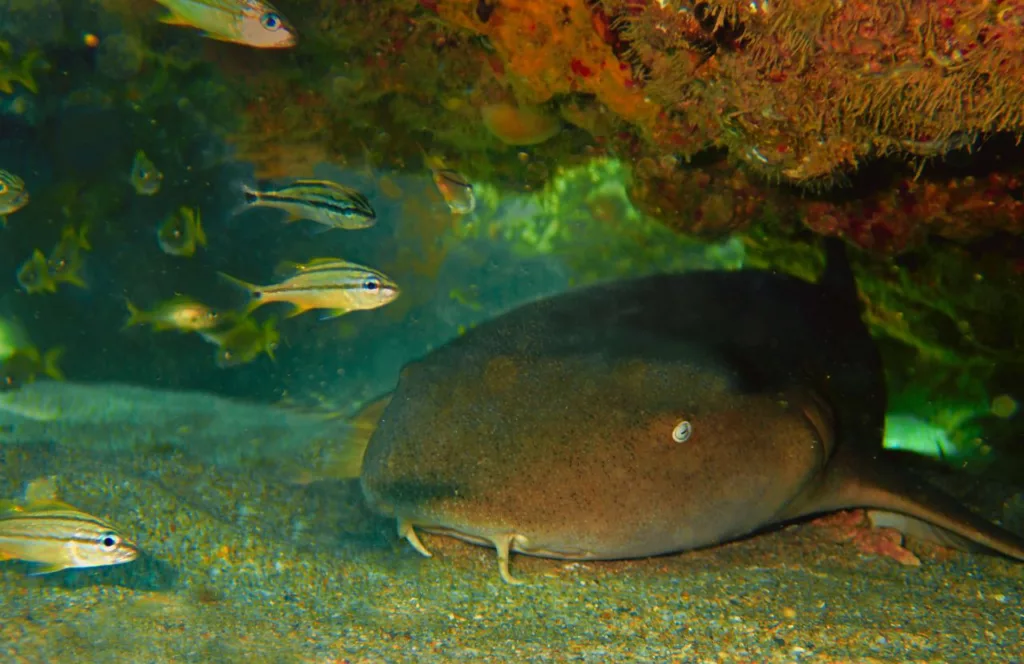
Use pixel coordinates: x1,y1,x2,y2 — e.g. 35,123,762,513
358,242,1024,582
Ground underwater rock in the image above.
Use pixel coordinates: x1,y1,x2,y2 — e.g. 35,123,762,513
95,33,145,81
480,102,561,146
0,0,64,50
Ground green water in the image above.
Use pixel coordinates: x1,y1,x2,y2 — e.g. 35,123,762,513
0,2,1021,662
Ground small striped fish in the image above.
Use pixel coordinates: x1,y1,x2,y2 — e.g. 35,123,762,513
153,0,296,49
0,169,29,225
0,480,138,574
419,146,475,215
431,168,476,215
240,179,377,230
219,258,399,319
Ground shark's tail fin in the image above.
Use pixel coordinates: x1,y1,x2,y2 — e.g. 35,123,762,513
784,447,1024,561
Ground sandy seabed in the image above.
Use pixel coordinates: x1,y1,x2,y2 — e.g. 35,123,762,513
0,387,1020,664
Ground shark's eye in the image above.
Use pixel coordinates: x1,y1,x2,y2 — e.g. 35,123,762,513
671,420,692,443
261,12,283,30
99,533,119,550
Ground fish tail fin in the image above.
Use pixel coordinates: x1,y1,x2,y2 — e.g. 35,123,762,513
42,347,64,381
77,224,92,251
228,181,260,217
318,394,394,480
60,269,88,290
217,271,256,295
240,184,260,206
218,272,265,316
195,209,208,247
123,299,146,329
417,141,438,170
14,51,38,94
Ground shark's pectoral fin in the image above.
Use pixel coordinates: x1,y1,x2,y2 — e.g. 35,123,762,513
397,518,432,557
489,533,525,585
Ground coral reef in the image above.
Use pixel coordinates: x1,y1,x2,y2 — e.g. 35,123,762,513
175,0,1024,252
601,0,1021,182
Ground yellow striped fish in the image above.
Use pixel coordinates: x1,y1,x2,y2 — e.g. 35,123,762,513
0,169,29,226
239,180,377,230
0,478,138,574
219,258,400,319
152,0,296,49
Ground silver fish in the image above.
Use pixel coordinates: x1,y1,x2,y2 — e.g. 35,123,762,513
153,0,296,49
239,179,377,230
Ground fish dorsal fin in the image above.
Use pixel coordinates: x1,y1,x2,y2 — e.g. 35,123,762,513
23,499,82,513
24,476,58,503
158,13,192,27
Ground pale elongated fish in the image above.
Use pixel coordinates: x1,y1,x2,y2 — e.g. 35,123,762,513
239,180,377,230
219,259,399,319
0,478,138,574
152,0,296,48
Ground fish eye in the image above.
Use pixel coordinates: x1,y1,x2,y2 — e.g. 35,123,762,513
0,182,7,194
100,533,119,549
261,12,283,30
362,277,380,291
671,420,692,443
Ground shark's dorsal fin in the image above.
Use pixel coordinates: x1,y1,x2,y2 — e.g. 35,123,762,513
819,236,861,311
